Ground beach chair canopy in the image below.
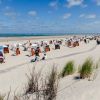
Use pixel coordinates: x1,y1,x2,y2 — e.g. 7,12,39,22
3,45,8,48
13,43,20,48
0,46,3,49
0,45,7,50
43,41,49,44
31,44,38,49
0,46,3,53
0,51,3,56
18,43,23,46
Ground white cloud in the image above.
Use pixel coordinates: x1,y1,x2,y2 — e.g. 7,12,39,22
93,21,100,24
96,0,100,6
48,10,52,14
81,4,88,8
4,11,18,19
49,1,58,9
5,6,11,10
79,14,85,17
66,0,84,7
79,14,96,19
63,13,71,19
3,6,19,19
86,14,96,19
28,11,37,16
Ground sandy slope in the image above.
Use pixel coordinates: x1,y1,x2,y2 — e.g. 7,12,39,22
0,37,100,100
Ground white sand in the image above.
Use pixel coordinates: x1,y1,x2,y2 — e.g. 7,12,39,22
0,36,100,100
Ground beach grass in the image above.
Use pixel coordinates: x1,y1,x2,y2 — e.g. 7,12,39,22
80,58,93,79
61,61,74,77
42,66,58,100
24,66,58,100
0,94,4,100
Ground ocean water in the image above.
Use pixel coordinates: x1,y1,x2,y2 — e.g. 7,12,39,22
0,33,68,37
0,33,98,37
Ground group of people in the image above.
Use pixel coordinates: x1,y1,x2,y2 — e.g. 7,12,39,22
0,35,98,64
31,48,47,62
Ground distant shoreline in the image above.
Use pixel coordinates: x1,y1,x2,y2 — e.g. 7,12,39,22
0,35,83,42
0,33,99,42
0,33,98,37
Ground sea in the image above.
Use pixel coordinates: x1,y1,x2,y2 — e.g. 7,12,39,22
0,33,99,37
0,33,69,37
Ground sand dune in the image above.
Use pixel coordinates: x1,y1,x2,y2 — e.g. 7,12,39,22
0,37,100,100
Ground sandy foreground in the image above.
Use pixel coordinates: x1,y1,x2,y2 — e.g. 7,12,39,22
0,36,100,100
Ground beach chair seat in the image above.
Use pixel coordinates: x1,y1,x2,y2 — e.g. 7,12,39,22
97,39,100,45
4,47,9,53
45,45,50,52
35,47,41,53
49,40,52,44
16,48,20,55
35,49,40,57
0,57,4,63
73,42,76,47
45,48,50,52
0,52,4,63
39,48,41,53
31,48,35,56
55,44,60,49
30,43,32,46
67,42,71,47
76,41,79,46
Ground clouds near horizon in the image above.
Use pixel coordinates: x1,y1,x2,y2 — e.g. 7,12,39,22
0,0,100,33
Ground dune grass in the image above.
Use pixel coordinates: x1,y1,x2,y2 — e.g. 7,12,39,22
61,61,74,77
42,67,58,100
1,59,100,99
24,66,58,100
80,58,93,79
0,95,4,100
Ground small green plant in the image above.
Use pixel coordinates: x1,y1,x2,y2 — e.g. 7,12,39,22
61,61,74,77
0,94,4,100
80,58,93,79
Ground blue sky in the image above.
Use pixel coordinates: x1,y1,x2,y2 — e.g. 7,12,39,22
0,0,100,34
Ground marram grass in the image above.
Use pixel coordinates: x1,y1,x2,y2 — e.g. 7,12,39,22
80,58,93,79
61,61,74,77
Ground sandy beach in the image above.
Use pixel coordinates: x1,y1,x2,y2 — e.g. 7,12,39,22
0,35,100,100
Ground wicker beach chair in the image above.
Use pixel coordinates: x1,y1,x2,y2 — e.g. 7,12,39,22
16,48,20,55
76,41,79,46
31,48,35,56
67,41,71,47
55,44,60,49
4,46,9,54
0,52,4,63
45,45,50,52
